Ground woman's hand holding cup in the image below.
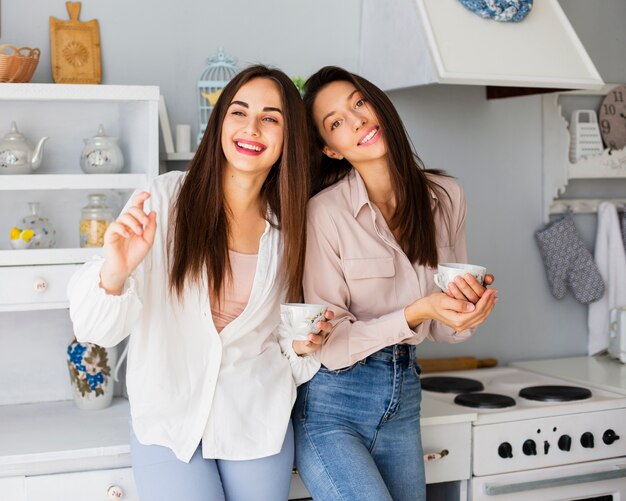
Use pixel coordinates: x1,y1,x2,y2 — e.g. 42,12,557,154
281,303,334,356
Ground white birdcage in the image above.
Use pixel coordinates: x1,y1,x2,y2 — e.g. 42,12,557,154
196,48,240,145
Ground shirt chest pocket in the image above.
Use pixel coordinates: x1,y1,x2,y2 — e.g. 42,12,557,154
343,257,396,314
344,257,395,280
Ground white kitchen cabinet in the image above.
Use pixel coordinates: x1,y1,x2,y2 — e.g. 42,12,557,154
0,476,26,501
0,83,159,311
542,85,626,222
0,84,158,497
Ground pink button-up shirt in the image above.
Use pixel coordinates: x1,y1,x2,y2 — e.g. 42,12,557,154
304,169,473,370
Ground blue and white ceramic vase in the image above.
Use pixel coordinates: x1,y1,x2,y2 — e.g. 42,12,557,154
66,338,118,410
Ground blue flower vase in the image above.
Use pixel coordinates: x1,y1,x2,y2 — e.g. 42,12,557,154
66,338,118,410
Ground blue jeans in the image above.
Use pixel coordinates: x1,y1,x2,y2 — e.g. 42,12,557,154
130,421,294,501
293,344,425,501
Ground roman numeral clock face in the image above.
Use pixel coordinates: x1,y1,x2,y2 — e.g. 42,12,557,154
599,85,626,150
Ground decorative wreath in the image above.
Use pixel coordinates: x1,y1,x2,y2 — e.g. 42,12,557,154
458,0,533,22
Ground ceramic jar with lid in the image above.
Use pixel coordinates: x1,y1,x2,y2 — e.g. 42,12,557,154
79,194,113,248
10,202,56,249
80,124,124,174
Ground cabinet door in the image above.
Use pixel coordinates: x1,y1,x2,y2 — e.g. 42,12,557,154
422,422,472,483
26,468,138,501
0,476,26,501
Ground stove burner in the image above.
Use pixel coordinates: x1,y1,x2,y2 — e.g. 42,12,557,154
453,392,516,409
420,376,484,394
518,385,592,402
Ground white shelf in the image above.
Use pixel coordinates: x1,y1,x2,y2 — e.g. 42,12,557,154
161,152,195,161
0,248,103,266
0,174,148,191
0,398,130,477
542,84,626,222
0,83,159,102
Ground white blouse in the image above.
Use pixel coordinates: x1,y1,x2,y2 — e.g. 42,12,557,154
67,171,319,462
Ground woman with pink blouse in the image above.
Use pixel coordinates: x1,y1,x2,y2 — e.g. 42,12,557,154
293,66,498,501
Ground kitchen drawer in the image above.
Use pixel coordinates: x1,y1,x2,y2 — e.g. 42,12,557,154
26,467,137,501
422,421,472,484
0,264,79,312
0,475,26,501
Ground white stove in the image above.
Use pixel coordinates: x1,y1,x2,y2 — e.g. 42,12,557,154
421,366,626,500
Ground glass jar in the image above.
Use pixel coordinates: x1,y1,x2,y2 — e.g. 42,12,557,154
10,202,56,249
79,194,113,248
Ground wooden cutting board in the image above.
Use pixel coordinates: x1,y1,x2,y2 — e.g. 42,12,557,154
50,2,101,84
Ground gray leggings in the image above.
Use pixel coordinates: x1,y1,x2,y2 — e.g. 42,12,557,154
130,422,294,501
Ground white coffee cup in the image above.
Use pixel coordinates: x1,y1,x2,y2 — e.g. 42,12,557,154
434,263,486,292
280,303,328,341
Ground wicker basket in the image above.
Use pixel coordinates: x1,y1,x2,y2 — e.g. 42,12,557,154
0,45,41,83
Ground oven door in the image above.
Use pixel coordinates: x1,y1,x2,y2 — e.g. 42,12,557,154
471,457,626,501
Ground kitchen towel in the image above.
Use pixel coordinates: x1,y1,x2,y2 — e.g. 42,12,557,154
588,202,626,355
535,210,604,304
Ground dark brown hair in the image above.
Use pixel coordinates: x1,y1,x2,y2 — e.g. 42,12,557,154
170,65,309,303
304,66,449,267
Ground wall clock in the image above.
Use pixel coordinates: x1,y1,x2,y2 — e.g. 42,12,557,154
598,84,626,150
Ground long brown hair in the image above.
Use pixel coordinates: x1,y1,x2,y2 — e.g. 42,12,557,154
304,66,449,268
170,65,309,303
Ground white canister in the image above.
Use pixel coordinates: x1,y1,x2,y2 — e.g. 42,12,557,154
176,124,191,153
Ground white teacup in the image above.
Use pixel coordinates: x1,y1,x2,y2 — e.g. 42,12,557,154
434,263,486,292
280,303,328,341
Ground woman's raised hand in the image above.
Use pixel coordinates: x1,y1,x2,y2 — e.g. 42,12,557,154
100,192,157,295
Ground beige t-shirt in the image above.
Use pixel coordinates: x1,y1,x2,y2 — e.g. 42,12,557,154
211,250,258,333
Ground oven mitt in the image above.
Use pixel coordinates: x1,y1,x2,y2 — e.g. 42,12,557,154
535,211,605,304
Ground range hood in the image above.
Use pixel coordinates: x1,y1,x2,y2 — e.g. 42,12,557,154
358,0,604,92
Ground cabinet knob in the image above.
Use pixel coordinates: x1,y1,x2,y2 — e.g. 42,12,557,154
33,278,48,293
107,485,124,499
423,449,449,462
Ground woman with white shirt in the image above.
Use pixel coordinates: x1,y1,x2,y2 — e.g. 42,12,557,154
292,66,498,500
68,65,330,501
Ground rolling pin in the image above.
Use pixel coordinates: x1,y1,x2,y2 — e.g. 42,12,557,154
418,357,498,373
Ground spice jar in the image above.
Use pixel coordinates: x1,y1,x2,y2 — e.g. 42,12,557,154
79,194,113,248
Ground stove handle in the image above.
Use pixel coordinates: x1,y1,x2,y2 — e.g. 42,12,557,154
484,467,626,496
423,449,449,462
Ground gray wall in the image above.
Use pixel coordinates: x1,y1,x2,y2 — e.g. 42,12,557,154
2,0,625,366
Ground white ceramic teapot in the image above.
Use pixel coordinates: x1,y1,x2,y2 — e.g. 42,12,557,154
0,121,48,175
80,124,124,174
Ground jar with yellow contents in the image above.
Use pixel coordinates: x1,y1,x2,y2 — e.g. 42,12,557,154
79,194,113,248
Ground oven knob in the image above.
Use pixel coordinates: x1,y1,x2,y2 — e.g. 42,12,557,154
522,439,537,456
603,429,620,445
558,434,572,451
581,432,595,448
498,442,513,458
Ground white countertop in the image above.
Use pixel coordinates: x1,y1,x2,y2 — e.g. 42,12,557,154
511,354,626,395
0,398,131,478
420,394,477,426
0,394,475,478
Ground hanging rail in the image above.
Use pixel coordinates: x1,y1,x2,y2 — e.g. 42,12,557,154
549,198,626,215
